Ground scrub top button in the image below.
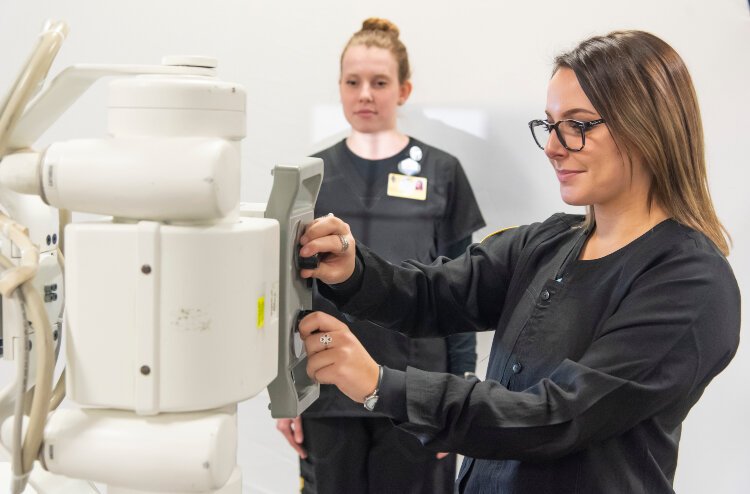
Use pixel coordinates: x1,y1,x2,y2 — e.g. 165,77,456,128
541,289,550,301
512,362,523,374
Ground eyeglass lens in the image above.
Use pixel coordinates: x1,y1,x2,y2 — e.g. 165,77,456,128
532,121,584,151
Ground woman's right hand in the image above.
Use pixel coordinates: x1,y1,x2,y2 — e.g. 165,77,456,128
299,214,356,285
276,417,307,459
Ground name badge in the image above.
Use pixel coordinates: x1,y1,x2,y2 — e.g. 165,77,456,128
387,173,427,201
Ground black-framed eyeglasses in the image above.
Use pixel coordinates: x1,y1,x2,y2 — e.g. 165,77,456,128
528,118,606,152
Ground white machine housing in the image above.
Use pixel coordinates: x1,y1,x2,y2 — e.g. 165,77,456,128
65,218,280,414
0,38,323,493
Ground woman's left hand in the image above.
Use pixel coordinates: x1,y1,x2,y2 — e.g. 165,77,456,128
299,311,380,404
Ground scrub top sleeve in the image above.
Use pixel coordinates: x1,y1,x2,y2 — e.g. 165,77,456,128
318,246,366,302
375,366,409,422
325,225,532,339
437,160,485,252
442,236,478,376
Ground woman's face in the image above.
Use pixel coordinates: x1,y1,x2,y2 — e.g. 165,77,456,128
544,68,650,213
339,45,411,134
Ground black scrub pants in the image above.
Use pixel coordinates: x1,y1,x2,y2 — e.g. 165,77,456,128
300,416,455,494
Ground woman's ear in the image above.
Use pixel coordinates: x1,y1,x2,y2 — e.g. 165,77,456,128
398,80,413,106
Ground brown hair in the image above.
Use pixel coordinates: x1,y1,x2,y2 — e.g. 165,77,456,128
553,30,730,255
340,18,411,83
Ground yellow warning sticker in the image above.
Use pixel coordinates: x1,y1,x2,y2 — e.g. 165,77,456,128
257,297,265,329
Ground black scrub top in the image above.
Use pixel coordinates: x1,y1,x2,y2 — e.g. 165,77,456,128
321,213,741,492
304,137,485,417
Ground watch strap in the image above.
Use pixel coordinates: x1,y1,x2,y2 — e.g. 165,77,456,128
363,365,383,411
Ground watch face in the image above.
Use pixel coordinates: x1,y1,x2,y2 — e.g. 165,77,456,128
364,395,379,411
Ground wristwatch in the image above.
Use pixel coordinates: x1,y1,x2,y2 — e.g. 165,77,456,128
363,365,384,411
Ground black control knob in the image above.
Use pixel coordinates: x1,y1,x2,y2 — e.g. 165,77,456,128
296,246,319,270
295,310,314,332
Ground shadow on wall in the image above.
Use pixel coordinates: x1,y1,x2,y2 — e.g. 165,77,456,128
399,105,539,237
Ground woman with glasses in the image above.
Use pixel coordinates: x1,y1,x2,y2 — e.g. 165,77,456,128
292,30,741,493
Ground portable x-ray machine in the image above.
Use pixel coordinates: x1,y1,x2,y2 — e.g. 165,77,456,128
0,20,321,493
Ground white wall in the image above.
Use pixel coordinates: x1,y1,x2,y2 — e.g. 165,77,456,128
0,1,747,492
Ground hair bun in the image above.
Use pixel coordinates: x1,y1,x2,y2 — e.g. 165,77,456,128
361,17,399,38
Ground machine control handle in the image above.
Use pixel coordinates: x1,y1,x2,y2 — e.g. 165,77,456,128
296,248,319,270
294,310,313,332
